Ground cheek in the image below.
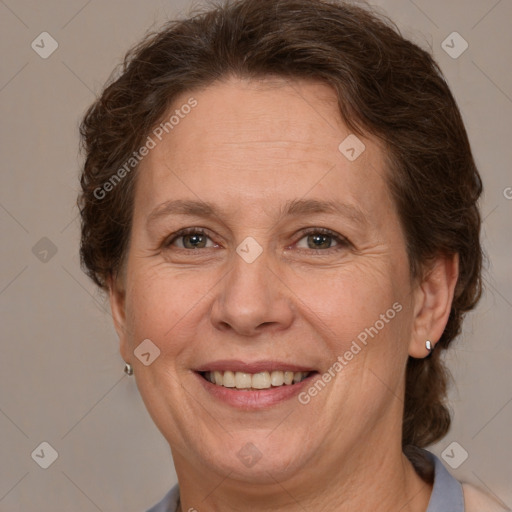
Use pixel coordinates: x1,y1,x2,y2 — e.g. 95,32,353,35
290,265,405,340
123,263,214,348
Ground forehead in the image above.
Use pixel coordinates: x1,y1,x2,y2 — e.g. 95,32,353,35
133,76,394,227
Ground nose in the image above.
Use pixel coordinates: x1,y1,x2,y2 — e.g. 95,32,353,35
210,249,295,337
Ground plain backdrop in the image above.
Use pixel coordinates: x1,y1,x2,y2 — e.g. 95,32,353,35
0,0,511,510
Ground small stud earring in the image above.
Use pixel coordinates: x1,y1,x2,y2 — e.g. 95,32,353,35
124,362,133,376
425,340,433,352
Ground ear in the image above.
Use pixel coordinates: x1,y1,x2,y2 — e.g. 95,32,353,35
408,253,459,358
107,273,131,363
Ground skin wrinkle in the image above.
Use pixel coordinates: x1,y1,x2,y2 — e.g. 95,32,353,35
145,197,371,242
108,77,458,512
73,7,486,508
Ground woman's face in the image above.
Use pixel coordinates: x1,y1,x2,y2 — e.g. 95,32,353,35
110,77,435,486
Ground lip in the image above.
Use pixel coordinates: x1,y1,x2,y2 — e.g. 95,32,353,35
194,359,316,373
194,369,319,410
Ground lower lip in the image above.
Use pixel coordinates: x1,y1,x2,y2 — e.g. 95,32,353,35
194,372,318,410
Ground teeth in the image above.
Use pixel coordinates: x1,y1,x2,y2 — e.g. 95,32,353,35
222,370,235,387
203,370,311,389
270,370,284,386
293,371,303,383
235,372,252,389
214,370,223,386
252,372,270,389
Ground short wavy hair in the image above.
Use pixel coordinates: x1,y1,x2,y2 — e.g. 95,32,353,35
78,0,483,462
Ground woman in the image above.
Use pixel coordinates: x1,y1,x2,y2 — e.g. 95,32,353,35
78,0,508,510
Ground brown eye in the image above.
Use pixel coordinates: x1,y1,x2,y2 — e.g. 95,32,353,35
181,233,208,249
306,233,335,249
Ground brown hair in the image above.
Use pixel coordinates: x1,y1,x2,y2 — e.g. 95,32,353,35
78,0,483,458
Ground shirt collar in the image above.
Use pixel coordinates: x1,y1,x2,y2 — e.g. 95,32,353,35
422,449,464,512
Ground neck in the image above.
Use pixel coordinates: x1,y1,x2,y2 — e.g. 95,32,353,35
173,443,433,512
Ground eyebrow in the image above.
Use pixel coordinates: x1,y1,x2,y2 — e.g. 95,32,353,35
146,198,368,229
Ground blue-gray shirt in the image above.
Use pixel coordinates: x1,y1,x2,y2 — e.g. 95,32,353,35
146,449,464,512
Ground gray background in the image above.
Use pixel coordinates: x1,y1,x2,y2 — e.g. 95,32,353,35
0,0,511,510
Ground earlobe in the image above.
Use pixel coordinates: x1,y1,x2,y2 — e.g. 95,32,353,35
408,254,459,359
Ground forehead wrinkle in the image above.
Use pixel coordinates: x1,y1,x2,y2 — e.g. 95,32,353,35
145,197,369,233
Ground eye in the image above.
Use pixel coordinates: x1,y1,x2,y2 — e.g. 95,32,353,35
163,227,350,253
165,228,217,249
294,228,349,252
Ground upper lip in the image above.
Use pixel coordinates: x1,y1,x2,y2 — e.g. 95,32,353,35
194,360,316,374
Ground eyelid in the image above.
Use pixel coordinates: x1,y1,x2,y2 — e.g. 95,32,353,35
164,227,215,248
163,226,351,251
292,227,351,251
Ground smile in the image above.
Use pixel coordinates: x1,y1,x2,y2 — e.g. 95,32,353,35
200,370,312,390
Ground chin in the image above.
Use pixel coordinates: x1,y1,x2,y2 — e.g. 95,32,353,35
199,429,314,483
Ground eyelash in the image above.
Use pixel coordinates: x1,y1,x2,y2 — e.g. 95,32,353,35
163,227,350,254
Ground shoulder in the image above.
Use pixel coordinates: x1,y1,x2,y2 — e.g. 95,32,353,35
462,482,511,512
408,448,510,512
146,483,180,512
